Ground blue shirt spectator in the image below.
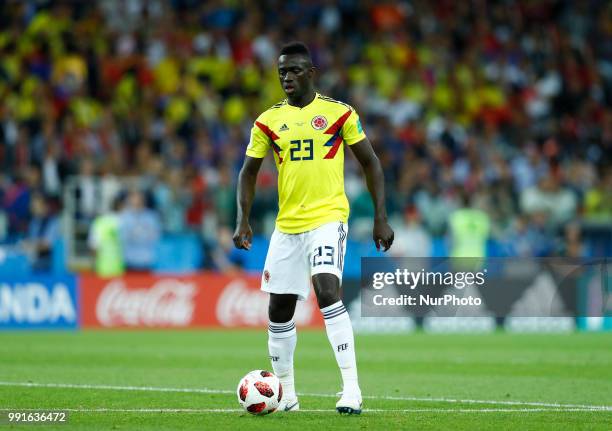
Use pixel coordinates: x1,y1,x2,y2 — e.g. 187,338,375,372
22,192,60,271
119,190,161,270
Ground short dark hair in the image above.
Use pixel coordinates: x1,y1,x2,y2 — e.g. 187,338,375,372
279,41,311,59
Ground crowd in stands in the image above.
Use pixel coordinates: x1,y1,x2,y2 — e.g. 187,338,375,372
0,0,611,273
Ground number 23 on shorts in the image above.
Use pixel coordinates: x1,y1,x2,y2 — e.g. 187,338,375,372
312,245,334,267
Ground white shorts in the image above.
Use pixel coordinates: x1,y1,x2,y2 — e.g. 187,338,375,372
261,221,348,301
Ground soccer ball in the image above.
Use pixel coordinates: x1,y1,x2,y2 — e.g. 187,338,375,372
237,370,282,415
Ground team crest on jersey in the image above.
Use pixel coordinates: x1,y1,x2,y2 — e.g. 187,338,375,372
264,270,271,283
311,115,328,130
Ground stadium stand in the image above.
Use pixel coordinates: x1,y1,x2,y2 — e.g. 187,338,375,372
0,0,610,274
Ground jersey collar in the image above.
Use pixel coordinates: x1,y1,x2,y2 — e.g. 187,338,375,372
285,92,319,110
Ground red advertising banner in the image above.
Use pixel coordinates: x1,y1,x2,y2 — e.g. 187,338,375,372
80,273,324,328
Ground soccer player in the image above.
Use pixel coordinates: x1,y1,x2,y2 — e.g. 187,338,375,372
233,42,394,414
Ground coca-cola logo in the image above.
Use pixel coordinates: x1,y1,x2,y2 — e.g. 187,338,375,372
96,279,197,327
216,280,316,327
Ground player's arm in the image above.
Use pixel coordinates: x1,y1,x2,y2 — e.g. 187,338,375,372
349,138,394,251
233,156,264,250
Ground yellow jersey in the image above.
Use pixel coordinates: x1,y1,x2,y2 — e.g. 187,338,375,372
246,93,367,233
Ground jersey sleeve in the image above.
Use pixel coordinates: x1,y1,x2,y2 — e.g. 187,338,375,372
341,109,366,145
245,114,270,158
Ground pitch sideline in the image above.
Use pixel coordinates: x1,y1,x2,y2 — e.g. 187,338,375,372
0,381,610,412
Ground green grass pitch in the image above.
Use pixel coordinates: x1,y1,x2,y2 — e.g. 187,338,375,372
0,330,610,430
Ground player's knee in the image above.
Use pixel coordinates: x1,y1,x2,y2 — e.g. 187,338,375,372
268,294,297,323
316,289,340,309
269,306,293,323
313,274,341,309
314,285,341,309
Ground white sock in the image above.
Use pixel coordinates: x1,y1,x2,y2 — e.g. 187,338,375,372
268,320,297,400
321,301,360,397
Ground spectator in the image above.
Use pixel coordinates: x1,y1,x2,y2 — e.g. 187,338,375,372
501,213,556,257
20,192,60,271
153,167,191,233
75,158,98,220
208,225,245,274
3,166,41,235
448,192,490,258
389,206,432,257
119,189,161,270
213,164,236,228
559,222,587,258
40,141,67,198
520,175,578,229
88,194,125,278
583,169,612,223
414,183,457,237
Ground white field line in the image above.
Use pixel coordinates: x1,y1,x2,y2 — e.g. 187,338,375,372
0,407,608,414
0,381,610,412
0,381,235,395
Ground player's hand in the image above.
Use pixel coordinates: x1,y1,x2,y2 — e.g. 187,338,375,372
233,222,253,250
373,218,394,252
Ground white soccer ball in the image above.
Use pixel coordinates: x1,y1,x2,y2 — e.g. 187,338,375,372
237,370,283,415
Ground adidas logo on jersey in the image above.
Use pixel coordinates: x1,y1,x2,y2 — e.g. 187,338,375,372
279,124,289,131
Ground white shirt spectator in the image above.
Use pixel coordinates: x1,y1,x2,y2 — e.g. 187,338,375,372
520,177,578,227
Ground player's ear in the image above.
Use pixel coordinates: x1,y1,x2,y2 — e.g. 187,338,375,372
307,66,315,79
